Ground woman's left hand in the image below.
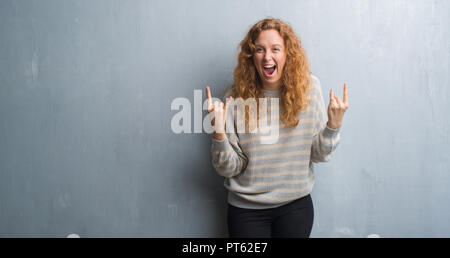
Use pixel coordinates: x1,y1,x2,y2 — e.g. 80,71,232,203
327,83,349,130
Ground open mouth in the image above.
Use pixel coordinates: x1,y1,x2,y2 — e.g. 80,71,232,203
263,65,276,77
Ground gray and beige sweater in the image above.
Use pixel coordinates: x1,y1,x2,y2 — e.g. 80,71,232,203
210,75,341,209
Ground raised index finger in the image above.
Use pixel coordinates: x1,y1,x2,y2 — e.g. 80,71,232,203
343,83,348,104
206,86,212,107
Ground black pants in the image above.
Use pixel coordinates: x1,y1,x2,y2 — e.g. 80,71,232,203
227,194,314,238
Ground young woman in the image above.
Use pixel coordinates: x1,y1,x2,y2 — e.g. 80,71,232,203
206,18,348,238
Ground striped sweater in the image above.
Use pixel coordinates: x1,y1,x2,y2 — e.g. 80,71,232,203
210,75,341,209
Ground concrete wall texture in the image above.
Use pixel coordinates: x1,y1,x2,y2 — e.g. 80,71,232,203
0,0,449,237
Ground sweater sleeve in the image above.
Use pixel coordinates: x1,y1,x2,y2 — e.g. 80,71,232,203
310,75,341,163
210,93,249,178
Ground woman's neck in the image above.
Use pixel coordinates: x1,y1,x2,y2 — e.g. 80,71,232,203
262,83,282,91
262,81,282,91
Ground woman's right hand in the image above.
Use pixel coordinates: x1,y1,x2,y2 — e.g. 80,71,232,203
206,86,232,141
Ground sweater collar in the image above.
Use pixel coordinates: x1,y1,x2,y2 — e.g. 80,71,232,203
263,88,281,97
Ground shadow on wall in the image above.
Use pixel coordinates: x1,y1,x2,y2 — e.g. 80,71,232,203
181,59,234,237
183,133,229,238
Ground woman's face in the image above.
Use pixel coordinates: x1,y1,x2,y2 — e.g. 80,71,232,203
253,29,286,90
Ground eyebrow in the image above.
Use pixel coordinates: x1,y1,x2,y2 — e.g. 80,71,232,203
255,44,283,48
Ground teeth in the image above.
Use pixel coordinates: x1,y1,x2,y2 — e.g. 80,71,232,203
264,65,275,68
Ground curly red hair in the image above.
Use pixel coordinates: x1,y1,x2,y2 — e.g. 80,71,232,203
222,18,312,131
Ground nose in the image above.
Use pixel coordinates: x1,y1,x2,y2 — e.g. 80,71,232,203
263,51,273,62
